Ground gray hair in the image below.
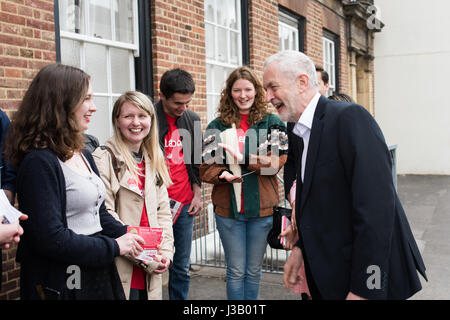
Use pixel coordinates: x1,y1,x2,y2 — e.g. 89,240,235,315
264,50,319,88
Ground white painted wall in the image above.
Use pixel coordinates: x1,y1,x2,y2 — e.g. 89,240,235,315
374,0,450,174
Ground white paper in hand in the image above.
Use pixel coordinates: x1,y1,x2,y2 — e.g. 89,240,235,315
0,189,22,224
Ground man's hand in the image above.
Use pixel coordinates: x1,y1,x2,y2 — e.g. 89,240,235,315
278,224,299,251
290,201,297,232
187,184,201,216
283,246,303,291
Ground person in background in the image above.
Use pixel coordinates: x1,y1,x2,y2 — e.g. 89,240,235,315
0,108,18,290
328,92,354,103
0,110,16,204
155,68,202,300
315,66,330,96
4,63,145,300
93,91,173,300
200,66,288,300
84,133,100,153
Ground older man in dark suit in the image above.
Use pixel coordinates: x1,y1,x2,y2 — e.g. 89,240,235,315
263,50,426,300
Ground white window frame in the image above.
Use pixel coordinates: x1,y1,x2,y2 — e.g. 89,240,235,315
322,36,336,96
205,0,243,123
59,0,139,143
278,11,299,51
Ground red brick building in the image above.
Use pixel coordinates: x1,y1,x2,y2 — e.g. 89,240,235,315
0,0,382,299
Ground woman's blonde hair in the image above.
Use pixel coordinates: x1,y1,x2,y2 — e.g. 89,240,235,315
112,91,171,187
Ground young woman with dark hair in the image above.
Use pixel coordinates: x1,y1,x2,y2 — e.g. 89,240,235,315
5,63,145,300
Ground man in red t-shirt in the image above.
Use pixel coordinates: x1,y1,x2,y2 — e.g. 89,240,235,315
155,69,202,300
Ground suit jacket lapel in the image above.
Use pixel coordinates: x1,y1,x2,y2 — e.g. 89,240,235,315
300,96,327,213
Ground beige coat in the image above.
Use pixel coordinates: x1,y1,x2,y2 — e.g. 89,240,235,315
92,137,174,300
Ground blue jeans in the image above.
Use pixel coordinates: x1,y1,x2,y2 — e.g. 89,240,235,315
169,204,194,300
215,214,273,300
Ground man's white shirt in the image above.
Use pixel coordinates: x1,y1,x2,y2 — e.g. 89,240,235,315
292,92,321,183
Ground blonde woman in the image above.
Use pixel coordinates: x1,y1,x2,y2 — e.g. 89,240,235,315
93,91,173,300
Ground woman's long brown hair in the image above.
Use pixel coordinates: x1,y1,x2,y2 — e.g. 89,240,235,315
5,63,90,167
217,66,268,127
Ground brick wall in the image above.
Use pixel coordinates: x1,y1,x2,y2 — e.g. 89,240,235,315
304,0,350,95
1,244,20,299
151,0,206,125
0,0,56,300
248,0,279,78
305,0,324,67
0,0,56,117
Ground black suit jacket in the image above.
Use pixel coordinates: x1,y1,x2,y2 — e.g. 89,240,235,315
284,96,427,300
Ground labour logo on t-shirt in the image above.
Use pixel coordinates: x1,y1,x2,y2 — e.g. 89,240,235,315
165,138,182,148
165,137,183,164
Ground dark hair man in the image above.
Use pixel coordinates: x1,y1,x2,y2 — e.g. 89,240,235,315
315,66,330,96
155,68,202,300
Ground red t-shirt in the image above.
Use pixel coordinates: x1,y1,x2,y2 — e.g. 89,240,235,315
130,160,148,290
237,114,249,213
164,113,194,205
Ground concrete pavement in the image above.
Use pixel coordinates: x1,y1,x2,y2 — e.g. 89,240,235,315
397,175,450,299
163,175,450,300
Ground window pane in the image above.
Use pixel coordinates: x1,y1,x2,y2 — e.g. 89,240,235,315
217,1,227,27
329,42,334,63
205,0,215,22
88,96,111,144
207,94,216,123
287,31,292,50
205,23,215,60
230,31,239,64
60,38,81,68
205,0,242,124
114,0,134,43
84,43,108,93
206,64,213,91
279,12,299,52
59,0,84,33
216,0,238,29
229,1,238,29
213,65,227,93
331,68,335,87
89,0,112,40
111,48,131,93
217,27,227,63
